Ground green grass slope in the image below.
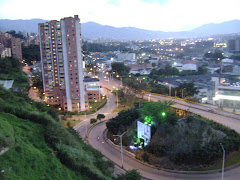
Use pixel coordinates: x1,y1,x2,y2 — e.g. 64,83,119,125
0,86,114,180
0,113,84,180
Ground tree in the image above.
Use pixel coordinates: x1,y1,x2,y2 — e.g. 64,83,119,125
197,66,208,74
176,82,199,98
106,109,139,134
149,65,179,80
90,118,97,124
32,72,43,91
22,45,40,63
6,30,25,39
111,62,130,76
97,114,105,121
140,101,174,126
204,49,224,60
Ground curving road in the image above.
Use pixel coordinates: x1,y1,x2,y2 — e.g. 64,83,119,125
75,74,240,179
74,88,118,140
88,122,240,180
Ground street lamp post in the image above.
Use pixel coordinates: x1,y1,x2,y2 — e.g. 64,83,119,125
116,90,119,107
148,94,151,102
169,84,171,97
182,88,186,99
220,143,225,180
165,83,171,96
113,131,127,168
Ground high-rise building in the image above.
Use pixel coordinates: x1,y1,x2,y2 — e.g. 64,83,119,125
227,39,240,52
11,36,22,60
39,15,88,111
0,32,22,60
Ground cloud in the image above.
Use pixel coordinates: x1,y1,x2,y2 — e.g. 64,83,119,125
140,0,168,5
0,0,240,31
107,0,120,6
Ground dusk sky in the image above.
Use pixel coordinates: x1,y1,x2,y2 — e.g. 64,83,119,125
0,0,240,32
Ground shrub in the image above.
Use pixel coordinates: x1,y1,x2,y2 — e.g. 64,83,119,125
106,109,139,134
90,118,97,124
97,114,105,121
142,152,149,162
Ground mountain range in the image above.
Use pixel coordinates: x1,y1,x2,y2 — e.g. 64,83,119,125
0,19,240,40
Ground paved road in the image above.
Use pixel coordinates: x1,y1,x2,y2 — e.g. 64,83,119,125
147,94,240,133
76,73,240,179
22,65,41,102
88,122,240,180
74,87,118,139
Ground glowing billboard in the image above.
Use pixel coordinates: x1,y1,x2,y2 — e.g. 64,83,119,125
137,121,151,146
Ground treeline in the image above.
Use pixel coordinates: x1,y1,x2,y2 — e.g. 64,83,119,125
0,57,29,88
82,41,130,53
149,64,208,80
22,45,40,63
6,30,25,39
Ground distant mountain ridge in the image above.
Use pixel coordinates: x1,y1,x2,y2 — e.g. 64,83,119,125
0,19,240,40
0,19,47,34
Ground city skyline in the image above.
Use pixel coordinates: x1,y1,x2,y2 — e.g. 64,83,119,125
0,0,240,32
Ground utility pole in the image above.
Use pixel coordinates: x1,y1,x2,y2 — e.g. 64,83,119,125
220,143,225,180
116,90,119,107
182,88,186,99
113,131,127,168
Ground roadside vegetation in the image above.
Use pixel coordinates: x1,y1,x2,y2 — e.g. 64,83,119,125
0,86,115,179
106,101,240,170
0,59,141,179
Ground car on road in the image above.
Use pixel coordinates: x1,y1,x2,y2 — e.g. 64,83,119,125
207,108,216,112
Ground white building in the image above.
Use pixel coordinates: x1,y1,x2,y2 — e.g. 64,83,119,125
172,60,197,72
212,77,240,108
117,53,135,62
84,78,103,102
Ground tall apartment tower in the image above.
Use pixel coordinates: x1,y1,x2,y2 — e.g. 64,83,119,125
227,39,240,53
39,15,88,111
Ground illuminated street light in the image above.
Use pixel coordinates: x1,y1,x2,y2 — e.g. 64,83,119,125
148,94,151,102
113,131,127,168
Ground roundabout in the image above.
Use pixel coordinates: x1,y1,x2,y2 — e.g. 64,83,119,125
88,121,240,180
74,76,240,179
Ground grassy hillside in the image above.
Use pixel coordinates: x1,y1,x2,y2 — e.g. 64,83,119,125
0,113,84,180
0,85,114,179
